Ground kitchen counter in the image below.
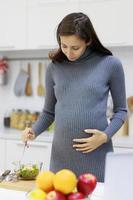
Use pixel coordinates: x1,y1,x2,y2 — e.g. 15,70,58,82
0,188,27,200
0,127,53,143
0,182,104,200
112,135,133,148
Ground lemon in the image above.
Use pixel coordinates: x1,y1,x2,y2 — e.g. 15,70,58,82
28,188,46,200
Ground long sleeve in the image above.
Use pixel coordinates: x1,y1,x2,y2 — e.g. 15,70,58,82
32,64,56,136
104,58,127,139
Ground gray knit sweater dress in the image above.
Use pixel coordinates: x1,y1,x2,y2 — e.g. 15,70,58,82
32,47,127,182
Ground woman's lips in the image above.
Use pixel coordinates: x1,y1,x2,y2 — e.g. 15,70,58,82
68,57,76,60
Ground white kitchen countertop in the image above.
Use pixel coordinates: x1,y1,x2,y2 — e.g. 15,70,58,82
90,182,104,200
112,135,133,148
0,127,53,143
0,183,104,200
0,188,27,200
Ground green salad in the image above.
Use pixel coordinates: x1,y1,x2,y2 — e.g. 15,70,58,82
17,164,39,180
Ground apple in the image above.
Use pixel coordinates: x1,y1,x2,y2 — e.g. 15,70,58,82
67,192,86,200
45,190,67,200
77,173,97,196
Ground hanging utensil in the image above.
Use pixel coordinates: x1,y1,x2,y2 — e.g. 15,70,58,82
37,62,45,96
25,62,32,96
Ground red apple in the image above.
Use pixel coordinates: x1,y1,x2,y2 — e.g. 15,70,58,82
77,173,97,196
45,190,67,200
67,192,86,200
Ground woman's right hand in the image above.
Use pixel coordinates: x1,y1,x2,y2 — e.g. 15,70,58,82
22,127,35,143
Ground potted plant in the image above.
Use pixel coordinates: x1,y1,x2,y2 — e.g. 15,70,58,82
0,57,8,85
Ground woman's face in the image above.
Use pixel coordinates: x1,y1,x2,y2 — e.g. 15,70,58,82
60,35,89,61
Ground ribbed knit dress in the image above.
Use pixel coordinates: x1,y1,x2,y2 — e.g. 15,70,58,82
32,47,127,182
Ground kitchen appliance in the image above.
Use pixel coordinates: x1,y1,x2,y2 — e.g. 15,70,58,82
104,152,133,200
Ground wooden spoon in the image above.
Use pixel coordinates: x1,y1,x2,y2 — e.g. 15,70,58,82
25,63,32,96
37,62,45,96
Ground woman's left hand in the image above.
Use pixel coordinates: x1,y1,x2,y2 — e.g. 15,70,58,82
73,129,108,153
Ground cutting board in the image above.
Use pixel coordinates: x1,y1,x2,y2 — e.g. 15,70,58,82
0,180,35,192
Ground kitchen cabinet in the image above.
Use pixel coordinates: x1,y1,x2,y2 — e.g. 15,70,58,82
114,147,133,153
0,0,132,51
0,139,6,171
124,0,133,45
27,0,79,49
113,135,133,153
5,139,52,171
0,0,26,50
78,0,132,46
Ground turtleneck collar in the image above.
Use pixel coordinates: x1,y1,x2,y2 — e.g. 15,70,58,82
64,46,95,64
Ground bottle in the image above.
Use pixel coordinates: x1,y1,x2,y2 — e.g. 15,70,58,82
3,111,10,127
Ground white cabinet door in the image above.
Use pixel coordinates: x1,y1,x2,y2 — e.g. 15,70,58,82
123,0,133,45
78,0,127,46
27,0,79,49
0,0,26,50
0,139,6,171
5,140,52,171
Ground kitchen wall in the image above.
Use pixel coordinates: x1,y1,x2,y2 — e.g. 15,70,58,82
0,57,50,127
109,46,133,97
0,46,133,130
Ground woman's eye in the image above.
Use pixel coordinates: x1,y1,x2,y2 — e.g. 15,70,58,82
72,47,79,50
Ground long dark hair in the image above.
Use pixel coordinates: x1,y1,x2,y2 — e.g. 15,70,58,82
49,12,112,62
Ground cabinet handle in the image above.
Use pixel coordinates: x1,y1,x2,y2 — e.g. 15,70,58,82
37,45,57,49
16,142,50,148
80,0,113,2
104,42,127,47
0,45,15,49
38,0,66,4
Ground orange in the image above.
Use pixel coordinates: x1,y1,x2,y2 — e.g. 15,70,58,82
53,169,77,194
36,171,55,192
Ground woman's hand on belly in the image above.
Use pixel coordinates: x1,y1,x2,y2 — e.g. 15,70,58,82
73,129,108,153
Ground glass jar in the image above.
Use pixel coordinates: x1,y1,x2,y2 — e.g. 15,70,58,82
31,111,39,122
15,109,23,129
10,109,17,128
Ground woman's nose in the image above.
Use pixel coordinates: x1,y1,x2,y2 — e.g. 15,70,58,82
66,49,73,57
